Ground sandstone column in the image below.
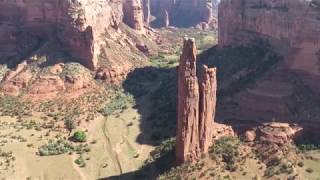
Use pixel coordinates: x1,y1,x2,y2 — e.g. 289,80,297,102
177,37,200,163
176,37,217,163
199,65,217,153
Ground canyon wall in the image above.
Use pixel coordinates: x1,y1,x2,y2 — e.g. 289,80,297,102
0,0,155,98
176,38,217,163
217,0,320,122
150,0,216,27
0,0,124,70
219,0,320,48
0,0,147,71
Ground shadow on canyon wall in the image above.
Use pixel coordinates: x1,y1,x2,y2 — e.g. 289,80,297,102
0,34,83,69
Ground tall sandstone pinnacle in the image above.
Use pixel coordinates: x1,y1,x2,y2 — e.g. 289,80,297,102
176,38,217,163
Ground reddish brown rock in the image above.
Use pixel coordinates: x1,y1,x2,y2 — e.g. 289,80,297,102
212,123,235,140
176,38,224,163
244,130,256,142
0,0,132,70
199,65,217,153
123,0,145,33
177,38,200,163
258,123,300,146
1,61,32,96
65,75,91,92
95,65,132,84
28,76,65,96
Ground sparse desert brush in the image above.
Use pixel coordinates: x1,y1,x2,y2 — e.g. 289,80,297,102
72,131,87,142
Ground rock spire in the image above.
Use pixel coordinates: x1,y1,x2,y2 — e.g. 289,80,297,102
176,37,217,163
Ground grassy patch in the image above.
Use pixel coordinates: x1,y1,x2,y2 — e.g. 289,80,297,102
98,91,134,117
209,137,241,172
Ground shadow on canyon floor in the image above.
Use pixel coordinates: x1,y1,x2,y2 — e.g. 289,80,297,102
103,43,320,179
123,66,177,146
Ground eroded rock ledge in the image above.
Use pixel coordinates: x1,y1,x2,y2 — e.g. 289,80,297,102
176,37,233,163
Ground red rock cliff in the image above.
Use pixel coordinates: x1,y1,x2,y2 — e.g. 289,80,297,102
218,0,320,121
0,0,128,70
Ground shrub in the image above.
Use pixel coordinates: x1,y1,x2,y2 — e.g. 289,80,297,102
306,168,314,173
73,131,87,142
99,92,134,116
297,161,304,167
64,118,75,134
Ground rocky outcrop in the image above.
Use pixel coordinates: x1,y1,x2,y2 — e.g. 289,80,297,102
150,0,217,28
176,38,224,163
0,0,126,70
1,61,32,96
123,0,145,33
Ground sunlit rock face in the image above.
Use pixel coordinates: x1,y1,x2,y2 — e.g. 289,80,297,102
176,38,218,163
0,0,124,70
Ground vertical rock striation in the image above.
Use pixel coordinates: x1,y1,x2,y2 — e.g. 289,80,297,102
199,65,217,153
176,38,217,163
177,38,200,163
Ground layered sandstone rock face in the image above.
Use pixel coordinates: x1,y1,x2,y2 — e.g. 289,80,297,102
219,0,320,47
150,0,216,27
176,38,223,163
217,0,320,122
0,0,157,98
0,0,125,70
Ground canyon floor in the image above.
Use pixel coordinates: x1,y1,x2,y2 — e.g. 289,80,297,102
0,27,320,180
0,28,216,180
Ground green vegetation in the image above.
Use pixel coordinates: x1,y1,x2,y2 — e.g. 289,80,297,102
72,131,87,142
38,138,90,156
149,138,176,161
74,155,86,168
0,96,32,117
209,137,241,172
297,144,320,152
60,62,91,77
98,91,134,117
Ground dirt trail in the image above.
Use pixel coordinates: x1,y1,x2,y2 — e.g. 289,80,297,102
102,119,123,175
